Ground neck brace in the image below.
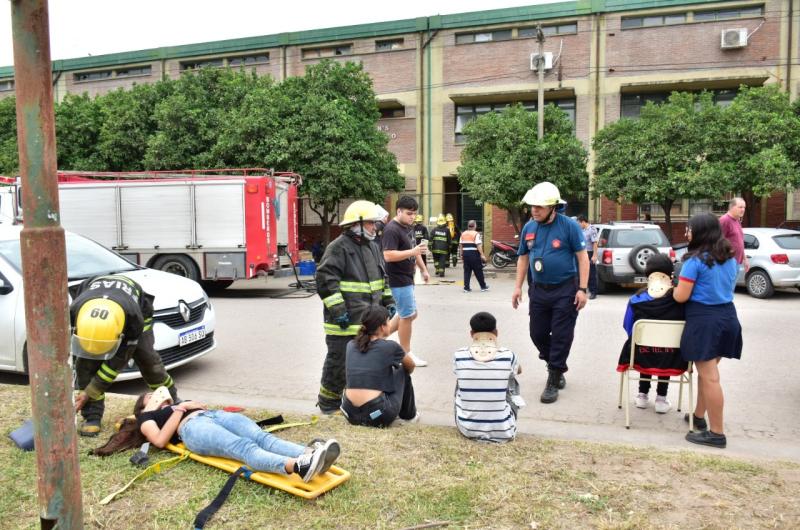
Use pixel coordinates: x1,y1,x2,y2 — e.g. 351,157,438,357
469,332,499,362
647,272,672,298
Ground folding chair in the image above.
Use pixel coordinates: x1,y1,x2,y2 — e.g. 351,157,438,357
617,319,694,430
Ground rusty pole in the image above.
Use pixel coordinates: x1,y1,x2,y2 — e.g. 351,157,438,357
10,1,84,528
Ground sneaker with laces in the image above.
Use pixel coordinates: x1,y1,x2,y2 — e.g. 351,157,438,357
408,352,428,367
306,439,340,475
463,288,472,293
480,286,489,292
654,396,671,414
391,412,421,427
294,443,328,482
634,393,649,409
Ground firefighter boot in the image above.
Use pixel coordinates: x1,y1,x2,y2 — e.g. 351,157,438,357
540,369,561,404
79,397,105,436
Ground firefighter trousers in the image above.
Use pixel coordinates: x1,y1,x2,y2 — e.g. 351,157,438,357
75,330,177,422
318,334,352,412
433,252,448,276
527,279,579,373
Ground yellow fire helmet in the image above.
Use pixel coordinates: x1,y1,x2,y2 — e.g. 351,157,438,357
414,214,423,223
446,213,454,222
437,214,446,225
339,200,382,226
72,298,126,360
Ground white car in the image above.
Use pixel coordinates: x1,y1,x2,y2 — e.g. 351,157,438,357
595,222,676,292
739,227,800,298
0,223,216,380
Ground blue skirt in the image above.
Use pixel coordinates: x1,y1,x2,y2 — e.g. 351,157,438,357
680,302,742,362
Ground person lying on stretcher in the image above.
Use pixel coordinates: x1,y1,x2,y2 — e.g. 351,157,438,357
134,387,340,483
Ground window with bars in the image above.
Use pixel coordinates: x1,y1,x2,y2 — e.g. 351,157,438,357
228,54,270,67
180,59,224,71
455,29,512,44
302,44,353,59
115,66,152,78
455,99,576,143
74,70,113,82
694,5,764,22
376,39,403,52
621,88,742,119
518,23,578,38
621,13,687,29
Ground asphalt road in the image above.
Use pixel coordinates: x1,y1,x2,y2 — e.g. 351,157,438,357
8,266,797,462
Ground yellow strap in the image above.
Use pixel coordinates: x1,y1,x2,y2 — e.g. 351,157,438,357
322,293,345,308
323,323,360,336
339,281,371,293
264,416,319,433
99,452,189,505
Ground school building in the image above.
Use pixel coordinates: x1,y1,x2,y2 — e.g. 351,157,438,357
1,0,798,242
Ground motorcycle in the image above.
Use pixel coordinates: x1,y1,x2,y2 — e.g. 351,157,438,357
490,240,519,268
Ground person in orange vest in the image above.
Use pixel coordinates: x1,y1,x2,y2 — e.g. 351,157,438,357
446,213,461,267
459,220,489,292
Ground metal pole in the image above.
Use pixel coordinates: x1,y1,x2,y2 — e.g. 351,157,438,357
536,25,545,141
10,1,84,528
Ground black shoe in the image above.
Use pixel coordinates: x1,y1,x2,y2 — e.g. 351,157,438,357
589,292,597,300
558,373,566,390
294,443,328,482
540,370,561,404
685,430,726,448
684,413,708,431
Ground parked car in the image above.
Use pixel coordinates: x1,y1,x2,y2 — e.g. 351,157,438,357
595,222,676,292
0,224,216,379
739,228,800,298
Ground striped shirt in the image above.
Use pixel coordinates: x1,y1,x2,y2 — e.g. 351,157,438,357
453,347,519,442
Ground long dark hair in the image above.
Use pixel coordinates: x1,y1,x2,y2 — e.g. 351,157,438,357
683,213,733,267
133,392,148,418
354,306,390,353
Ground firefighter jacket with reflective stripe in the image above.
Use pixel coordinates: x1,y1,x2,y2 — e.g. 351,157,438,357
413,224,429,244
431,225,451,254
316,231,394,336
70,274,155,343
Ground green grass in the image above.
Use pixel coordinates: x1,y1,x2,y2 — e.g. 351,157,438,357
1,384,799,529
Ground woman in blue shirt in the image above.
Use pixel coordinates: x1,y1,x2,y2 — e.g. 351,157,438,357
673,213,742,449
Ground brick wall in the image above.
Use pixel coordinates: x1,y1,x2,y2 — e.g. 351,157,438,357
377,111,416,164
492,205,519,241
65,62,164,98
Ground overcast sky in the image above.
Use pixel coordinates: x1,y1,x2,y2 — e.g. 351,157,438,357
0,0,563,67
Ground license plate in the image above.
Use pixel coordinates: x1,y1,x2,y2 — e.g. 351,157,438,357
633,276,647,284
179,326,206,347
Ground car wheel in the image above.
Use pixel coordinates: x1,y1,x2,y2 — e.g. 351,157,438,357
628,244,659,274
746,270,774,299
153,254,200,282
491,253,508,268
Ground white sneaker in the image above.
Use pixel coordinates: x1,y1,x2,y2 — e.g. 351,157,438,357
391,413,421,427
634,393,649,409
654,396,671,414
408,352,428,367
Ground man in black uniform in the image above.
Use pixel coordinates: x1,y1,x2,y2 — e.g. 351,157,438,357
71,274,177,436
431,214,451,277
413,214,429,264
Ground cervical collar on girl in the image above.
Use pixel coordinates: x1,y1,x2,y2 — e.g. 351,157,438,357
144,386,173,412
647,272,672,298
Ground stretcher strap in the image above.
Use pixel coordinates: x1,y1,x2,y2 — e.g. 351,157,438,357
99,452,189,505
264,416,318,433
194,466,252,530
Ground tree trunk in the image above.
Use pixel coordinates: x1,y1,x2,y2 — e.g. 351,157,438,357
741,190,756,227
321,204,332,246
661,198,674,243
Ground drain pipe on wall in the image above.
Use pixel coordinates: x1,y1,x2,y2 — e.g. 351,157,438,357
422,26,438,219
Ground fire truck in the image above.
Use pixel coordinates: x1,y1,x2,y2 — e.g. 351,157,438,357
1,169,300,290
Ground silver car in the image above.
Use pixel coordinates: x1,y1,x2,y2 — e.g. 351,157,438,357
595,222,676,292
740,228,800,298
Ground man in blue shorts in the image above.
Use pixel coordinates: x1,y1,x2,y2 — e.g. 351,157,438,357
511,182,589,404
383,195,430,367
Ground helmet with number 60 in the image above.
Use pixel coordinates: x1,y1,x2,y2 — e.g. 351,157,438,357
72,298,126,360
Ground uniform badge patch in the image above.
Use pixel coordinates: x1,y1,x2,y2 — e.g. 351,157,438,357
552,239,561,249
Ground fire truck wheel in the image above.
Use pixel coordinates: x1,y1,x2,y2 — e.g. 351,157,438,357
153,254,200,282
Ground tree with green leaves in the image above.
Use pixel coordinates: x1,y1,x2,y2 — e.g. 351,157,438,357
144,68,269,170
701,85,800,226
54,93,105,171
593,92,718,239
457,104,588,234
0,96,18,175
218,59,403,244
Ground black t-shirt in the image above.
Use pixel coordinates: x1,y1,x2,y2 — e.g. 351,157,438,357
345,338,406,393
381,219,415,287
137,406,182,444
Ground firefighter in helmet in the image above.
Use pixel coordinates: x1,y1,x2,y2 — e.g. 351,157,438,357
71,275,178,436
446,213,461,267
412,214,429,264
315,200,396,413
431,214,451,277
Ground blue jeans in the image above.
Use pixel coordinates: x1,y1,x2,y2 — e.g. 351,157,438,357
179,410,305,474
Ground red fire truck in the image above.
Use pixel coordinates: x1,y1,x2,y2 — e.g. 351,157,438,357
2,169,300,290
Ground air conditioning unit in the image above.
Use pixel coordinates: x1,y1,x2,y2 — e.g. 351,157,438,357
720,28,748,49
530,52,553,71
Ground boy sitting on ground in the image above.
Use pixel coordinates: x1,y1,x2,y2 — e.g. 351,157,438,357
453,312,523,443
616,253,687,413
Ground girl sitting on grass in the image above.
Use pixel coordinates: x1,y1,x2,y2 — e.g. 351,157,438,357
340,306,418,427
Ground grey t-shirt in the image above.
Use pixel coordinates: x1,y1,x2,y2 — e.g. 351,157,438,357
345,338,406,393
